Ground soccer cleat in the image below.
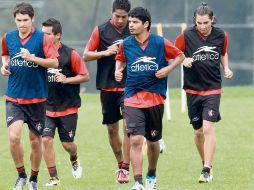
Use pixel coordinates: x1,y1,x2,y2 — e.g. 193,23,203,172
198,171,213,183
159,139,165,154
71,159,83,179
28,181,38,190
116,169,129,183
12,177,27,190
45,177,60,186
145,176,157,190
130,181,145,190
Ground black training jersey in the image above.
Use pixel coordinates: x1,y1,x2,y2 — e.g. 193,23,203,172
47,43,81,111
96,20,130,89
183,26,225,90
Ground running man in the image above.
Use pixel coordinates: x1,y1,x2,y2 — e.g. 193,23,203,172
115,7,184,190
83,0,131,183
41,18,90,186
1,2,59,190
174,2,233,183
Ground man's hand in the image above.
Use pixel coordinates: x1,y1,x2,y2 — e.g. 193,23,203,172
20,48,35,62
56,72,67,83
183,57,193,68
155,67,169,79
1,65,11,76
115,67,123,82
224,67,233,79
104,45,118,56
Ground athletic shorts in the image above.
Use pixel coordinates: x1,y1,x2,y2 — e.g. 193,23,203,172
6,100,46,136
187,94,221,130
125,104,164,142
100,90,124,124
42,113,78,142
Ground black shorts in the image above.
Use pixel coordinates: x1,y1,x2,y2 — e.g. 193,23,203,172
6,100,46,136
42,113,78,142
187,94,221,130
125,105,164,142
100,90,124,124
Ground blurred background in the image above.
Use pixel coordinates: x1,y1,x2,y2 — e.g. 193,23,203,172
0,0,253,93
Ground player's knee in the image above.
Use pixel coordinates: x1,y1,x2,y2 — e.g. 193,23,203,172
130,136,143,149
9,134,21,146
62,142,73,151
147,140,159,150
30,137,41,149
42,136,53,146
107,125,118,137
194,128,204,139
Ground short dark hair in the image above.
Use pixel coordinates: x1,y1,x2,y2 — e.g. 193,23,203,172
193,2,216,24
112,0,131,13
42,18,62,35
128,7,151,31
13,2,34,18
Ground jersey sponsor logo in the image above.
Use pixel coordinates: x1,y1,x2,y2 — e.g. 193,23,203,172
10,52,38,68
131,56,158,72
192,46,219,62
47,68,62,83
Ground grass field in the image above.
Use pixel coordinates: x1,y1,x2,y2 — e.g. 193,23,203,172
0,86,253,190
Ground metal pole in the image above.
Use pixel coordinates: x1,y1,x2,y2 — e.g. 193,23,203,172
156,23,171,121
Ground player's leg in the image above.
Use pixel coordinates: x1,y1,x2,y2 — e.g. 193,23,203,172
42,116,59,186
6,101,27,189
59,113,82,179
26,101,45,189
145,104,164,190
100,90,125,180
125,106,145,189
117,92,130,183
199,94,221,183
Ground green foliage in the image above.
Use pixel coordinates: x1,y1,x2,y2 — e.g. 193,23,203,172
0,86,253,189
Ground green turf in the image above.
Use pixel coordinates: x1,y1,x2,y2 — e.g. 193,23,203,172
0,86,253,190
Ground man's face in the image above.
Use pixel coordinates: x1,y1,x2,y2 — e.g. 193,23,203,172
195,14,213,36
128,17,147,35
15,13,33,35
42,26,59,45
112,9,128,30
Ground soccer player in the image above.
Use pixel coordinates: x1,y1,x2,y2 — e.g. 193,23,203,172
41,18,90,186
174,2,233,183
1,2,59,190
115,7,184,190
83,0,131,183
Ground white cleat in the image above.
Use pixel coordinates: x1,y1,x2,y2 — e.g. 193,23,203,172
12,177,27,190
72,160,83,179
159,139,166,153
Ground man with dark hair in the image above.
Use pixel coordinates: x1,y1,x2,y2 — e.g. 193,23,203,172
83,0,131,183
175,2,233,183
41,18,90,186
115,7,184,190
1,2,59,190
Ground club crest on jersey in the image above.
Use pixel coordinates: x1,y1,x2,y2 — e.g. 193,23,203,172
150,130,158,137
192,46,219,61
35,122,42,131
131,56,158,72
69,130,73,138
208,110,214,117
